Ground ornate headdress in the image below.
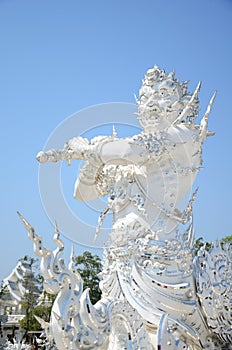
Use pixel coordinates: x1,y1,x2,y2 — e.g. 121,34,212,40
142,65,189,96
137,65,200,124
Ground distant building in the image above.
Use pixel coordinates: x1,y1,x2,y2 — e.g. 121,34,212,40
0,259,41,341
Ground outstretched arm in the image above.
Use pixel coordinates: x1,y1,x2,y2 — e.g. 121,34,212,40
72,137,149,202
36,134,148,202
37,134,149,166
36,137,90,165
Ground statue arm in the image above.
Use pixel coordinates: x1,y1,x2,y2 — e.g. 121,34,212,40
36,136,145,165
36,137,90,165
36,134,148,202
73,137,147,202
94,138,146,165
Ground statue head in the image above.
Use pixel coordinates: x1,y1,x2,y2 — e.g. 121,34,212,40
137,65,199,132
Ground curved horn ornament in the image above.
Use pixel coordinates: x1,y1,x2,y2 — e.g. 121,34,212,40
18,212,110,350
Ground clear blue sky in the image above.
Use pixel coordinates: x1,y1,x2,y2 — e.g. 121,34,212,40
0,0,232,281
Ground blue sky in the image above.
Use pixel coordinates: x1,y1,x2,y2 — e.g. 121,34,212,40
0,0,232,281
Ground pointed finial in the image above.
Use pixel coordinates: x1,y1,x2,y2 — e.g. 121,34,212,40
191,80,202,101
54,220,60,241
94,207,110,242
203,91,217,121
190,187,199,207
172,81,201,125
68,245,76,272
200,91,216,141
134,93,140,105
167,70,175,80
112,124,118,138
54,220,59,234
53,221,64,248
70,245,75,261
180,80,189,96
17,211,35,235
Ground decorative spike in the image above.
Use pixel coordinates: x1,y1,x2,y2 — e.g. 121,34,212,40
134,93,140,105
94,207,110,242
206,131,215,137
193,80,202,97
184,187,198,220
54,220,59,235
190,187,199,205
68,245,79,275
70,244,75,260
185,220,195,249
112,124,118,138
202,91,217,121
53,221,64,248
79,289,108,330
200,91,216,141
167,71,175,80
17,211,35,238
187,193,196,212
17,211,48,257
172,81,201,125
180,80,189,95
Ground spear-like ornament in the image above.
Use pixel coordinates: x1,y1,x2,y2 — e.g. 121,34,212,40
134,93,140,105
17,211,48,257
200,91,217,141
172,81,202,125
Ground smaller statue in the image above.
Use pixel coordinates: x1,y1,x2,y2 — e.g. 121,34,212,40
20,66,231,350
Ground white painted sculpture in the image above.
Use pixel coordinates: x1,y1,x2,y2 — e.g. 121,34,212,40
19,66,232,349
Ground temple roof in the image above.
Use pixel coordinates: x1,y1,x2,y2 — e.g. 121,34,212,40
2,260,41,305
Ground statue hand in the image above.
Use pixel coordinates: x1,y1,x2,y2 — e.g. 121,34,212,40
64,137,90,160
36,150,49,163
36,137,90,165
36,149,65,163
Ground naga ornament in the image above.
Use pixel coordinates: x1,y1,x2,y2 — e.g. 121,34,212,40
20,65,231,349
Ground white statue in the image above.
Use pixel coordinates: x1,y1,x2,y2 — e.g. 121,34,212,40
20,66,232,349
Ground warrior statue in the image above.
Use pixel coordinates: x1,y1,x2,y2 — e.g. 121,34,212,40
19,65,232,349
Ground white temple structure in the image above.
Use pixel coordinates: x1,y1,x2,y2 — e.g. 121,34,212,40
19,66,232,349
0,260,42,342
0,260,33,339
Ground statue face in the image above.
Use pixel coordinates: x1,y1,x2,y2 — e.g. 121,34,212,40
138,79,181,132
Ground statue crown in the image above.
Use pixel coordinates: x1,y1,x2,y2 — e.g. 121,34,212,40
141,65,189,99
